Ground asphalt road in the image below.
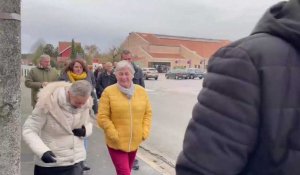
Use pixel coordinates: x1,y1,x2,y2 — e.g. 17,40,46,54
143,74,203,165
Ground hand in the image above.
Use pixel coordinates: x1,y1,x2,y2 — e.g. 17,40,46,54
72,125,86,137
41,151,56,163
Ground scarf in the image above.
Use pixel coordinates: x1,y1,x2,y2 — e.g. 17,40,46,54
67,71,87,83
117,83,135,99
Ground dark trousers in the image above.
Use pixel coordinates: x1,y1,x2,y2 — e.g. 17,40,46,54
34,162,83,175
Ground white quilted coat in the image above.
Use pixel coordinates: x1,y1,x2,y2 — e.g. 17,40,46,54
22,81,93,167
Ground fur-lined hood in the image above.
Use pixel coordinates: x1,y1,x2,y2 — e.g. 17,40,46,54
35,81,93,113
36,81,71,110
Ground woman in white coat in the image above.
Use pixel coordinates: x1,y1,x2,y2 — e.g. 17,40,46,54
22,80,93,175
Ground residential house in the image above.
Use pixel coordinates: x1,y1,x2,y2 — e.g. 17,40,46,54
57,41,82,65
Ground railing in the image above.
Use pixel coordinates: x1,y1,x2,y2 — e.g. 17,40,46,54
21,65,35,77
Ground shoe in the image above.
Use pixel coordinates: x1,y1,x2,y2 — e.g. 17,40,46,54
132,159,139,170
83,166,90,171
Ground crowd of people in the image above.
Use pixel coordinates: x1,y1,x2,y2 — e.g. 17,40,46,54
22,0,300,174
23,50,151,175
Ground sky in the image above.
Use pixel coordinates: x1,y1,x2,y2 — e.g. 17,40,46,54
21,0,283,54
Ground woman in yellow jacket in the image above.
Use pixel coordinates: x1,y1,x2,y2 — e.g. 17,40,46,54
97,60,152,175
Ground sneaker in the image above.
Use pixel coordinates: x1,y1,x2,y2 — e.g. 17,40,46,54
132,159,139,170
83,166,91,171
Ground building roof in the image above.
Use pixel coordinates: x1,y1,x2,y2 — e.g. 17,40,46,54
148,53,184,59
135,32,230,58
58,41,81,55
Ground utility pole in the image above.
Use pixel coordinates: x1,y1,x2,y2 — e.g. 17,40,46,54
0,0,21,175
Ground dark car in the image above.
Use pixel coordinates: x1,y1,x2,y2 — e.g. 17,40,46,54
165,69,188,79
186,68,204,79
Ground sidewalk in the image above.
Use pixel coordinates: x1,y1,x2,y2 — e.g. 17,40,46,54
20,78,161,175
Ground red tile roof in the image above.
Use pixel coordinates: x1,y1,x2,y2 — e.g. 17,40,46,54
58,41,81,54
136,32,230,58
148,53,184,59
58,42,71,54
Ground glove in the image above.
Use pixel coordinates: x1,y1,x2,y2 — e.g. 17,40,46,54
41,151,56,163
72,125,86,137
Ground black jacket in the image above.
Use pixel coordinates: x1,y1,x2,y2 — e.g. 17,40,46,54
176,1,300,175
95,71,117,98
132,63,145,87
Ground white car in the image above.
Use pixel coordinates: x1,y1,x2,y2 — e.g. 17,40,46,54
142,68,159,80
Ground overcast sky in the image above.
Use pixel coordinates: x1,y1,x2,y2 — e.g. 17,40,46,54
21,0,283,53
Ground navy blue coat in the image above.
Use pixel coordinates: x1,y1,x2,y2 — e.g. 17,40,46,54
95,71,117,98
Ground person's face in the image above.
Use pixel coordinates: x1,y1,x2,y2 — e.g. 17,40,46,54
68,91,89,108
115,67,133,88
40,58,50,68
121,53,132,62
105,64,113,73
72,62,84,75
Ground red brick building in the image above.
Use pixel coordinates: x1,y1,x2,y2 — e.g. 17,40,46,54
121,32,230,70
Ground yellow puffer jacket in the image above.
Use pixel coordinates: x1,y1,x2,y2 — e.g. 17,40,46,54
97,84,152,152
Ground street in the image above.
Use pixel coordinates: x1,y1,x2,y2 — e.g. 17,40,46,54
143,74,203,165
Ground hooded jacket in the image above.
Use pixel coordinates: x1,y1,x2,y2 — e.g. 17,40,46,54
176,0,300,174
22,81,93,167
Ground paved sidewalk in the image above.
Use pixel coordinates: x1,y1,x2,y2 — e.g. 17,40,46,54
20,78,161,175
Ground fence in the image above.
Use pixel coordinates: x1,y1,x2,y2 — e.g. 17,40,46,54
21,65,35,77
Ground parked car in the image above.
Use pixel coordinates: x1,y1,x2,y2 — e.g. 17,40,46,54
165,69,188,79
142,68,159,80
186,68,204,79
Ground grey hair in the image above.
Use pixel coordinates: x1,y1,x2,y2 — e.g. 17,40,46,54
115,60,135,75
69,80,92,97
40,54,50,60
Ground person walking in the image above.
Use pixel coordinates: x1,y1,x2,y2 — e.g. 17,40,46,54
25,54,59,108
22,80,93,175
59,59,98,115
95,62,117,98
59,59,96,171
176,0,300,175
120,50,145,170
97,60,152,175
94,64,103,81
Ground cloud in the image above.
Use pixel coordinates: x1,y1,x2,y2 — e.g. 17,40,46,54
21,0,281,53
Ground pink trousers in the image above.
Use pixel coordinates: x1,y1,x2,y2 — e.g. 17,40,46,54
107,146,137,175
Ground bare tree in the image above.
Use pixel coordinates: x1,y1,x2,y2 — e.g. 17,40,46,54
0,1,21,175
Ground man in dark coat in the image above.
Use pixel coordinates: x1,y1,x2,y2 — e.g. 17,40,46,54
121,50,145,88
176,0,300,175
95,62,117,98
